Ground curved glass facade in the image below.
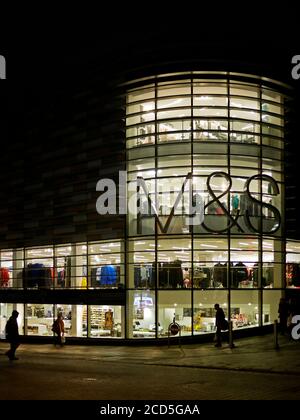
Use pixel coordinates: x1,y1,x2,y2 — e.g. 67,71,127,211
1,73,298,342
126,75,287,339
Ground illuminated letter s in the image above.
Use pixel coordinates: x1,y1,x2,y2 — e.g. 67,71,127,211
244,174,281,234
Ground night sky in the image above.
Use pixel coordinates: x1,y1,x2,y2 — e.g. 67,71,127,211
4,18,300,121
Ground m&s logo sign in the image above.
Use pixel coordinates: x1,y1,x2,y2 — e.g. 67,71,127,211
0,55,6,79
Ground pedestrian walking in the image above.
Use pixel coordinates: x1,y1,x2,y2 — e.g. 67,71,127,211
5,310,20,361
52,313,65,346
214,303,228,347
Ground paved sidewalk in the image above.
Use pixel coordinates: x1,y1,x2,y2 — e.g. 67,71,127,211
1,333,299,374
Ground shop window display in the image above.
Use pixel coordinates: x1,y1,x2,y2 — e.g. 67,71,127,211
230,291,259,329
0,251,13,288
262,290,283,325
158,291,192,337
88,305,123,338
26,304,54,336
0,303,24,339
88,241,124,289
129,291,156,338
286,241,300,288
193,290,228,335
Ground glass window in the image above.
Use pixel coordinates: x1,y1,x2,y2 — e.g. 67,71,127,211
55,304,87,338
262,89,282,104
194,95,228,107
230,84,259,98
262,124,283,138
262,239,284,288
127,239,155,289
26,304,54,336
126,111,155,126
230,237,259,289
126,101,155,115
25,246,54,259
128,158,155,172
261,101,282,115
262,290,283,325
262,148,283,162
158,290,192,337
194,119,228,141
55,304,73,337
230,290,259,330
54,245,73,289
158,155,191,168
0,303,24,339
194,238,228,288
158,143,191,156
193,119,227,131
127,86,155,104
194,107,228,118
261,157,283,175
193,83,227,95
230,97,259,110
193,143,227,155
127,136,155,149
11,249,24,288
53,243,87,289
157,238,191,289
262,113,283,127
262,136,283,149
126,123,155,140
157,119,191,132
230,144,260,158
128,290,156,338
157,97,191,109
230,120,260,133
230,133,259,144
127,147,155,160
230,156,259,169
286,241,300,288
88,305,124,338
230,109,260,121
24,247,54,289
157,83,191,97
193,154,227,168
193,290,228,334
0,250,13,288
158,132,191,144
88,240,124,289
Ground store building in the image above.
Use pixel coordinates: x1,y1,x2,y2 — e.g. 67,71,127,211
1,68,299,343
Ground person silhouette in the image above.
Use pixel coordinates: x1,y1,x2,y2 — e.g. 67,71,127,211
214,303,226,347
5,310,20,360
52,312,65,346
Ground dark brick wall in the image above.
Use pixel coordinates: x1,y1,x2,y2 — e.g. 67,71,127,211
1,79,126,249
